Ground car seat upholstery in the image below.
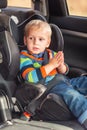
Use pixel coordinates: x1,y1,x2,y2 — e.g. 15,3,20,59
0,0,19,43
0,0,47,46
49,23,64,52
0,31,19,80
1,0,46,25
0,32,20,124
0,1,20,98
0,13,19,43
0,30,20,96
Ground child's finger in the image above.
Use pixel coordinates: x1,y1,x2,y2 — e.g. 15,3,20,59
49,51,53,59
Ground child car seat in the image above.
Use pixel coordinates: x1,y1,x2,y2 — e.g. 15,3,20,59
15,19,74,121
0,1,74,122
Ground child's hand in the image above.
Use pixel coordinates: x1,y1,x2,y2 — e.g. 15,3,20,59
56,51,67,74
49,51,64,69
44,51,67,75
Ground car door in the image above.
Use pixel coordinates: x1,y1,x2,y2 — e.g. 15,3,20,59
48,0,87,77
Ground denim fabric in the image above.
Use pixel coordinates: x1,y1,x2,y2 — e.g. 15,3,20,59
50,76,87,124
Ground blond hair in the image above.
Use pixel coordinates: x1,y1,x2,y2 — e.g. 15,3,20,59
24,19,52,38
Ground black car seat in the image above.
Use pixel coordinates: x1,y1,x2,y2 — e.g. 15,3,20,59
0,0,73,122
15,21,74,121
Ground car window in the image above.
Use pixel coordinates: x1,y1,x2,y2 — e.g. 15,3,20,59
66,0,87,17
8,0,33,8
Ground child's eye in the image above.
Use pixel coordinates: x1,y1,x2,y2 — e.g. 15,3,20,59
28,37,33,40
39,38,44,41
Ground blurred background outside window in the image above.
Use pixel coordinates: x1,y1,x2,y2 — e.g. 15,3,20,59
66,0,87,17
8,0,87,17
8,0,33,8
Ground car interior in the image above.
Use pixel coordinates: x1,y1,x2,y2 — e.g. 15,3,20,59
0,0,87,130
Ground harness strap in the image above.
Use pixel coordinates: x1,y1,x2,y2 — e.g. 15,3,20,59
24,74,67,116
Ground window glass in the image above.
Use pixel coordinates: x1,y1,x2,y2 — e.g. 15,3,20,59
66,0,87,17
8,0,33,8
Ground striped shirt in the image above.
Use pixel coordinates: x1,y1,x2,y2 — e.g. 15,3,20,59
20,49,68,84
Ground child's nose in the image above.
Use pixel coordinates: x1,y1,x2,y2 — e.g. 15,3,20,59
34,39,38,45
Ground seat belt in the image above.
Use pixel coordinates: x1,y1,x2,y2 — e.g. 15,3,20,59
24,74,67,117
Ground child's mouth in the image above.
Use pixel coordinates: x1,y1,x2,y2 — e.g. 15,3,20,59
33,47,39,51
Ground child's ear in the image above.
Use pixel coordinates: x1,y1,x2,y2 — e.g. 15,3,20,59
46,43,50,48
24,36,27,46
46,39,51,48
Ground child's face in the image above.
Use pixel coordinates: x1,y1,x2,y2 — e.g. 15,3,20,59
24,28,51,54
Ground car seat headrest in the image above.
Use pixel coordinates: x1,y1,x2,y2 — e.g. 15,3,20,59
18,15,64,52
0,0,7,9
49,24,64,52
18,13,47,47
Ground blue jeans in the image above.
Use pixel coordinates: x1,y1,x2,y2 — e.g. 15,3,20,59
50,76,87,124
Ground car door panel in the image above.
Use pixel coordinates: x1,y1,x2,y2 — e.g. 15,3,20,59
49,16,87,72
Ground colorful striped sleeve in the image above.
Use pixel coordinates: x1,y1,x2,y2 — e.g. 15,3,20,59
20,52,47,83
